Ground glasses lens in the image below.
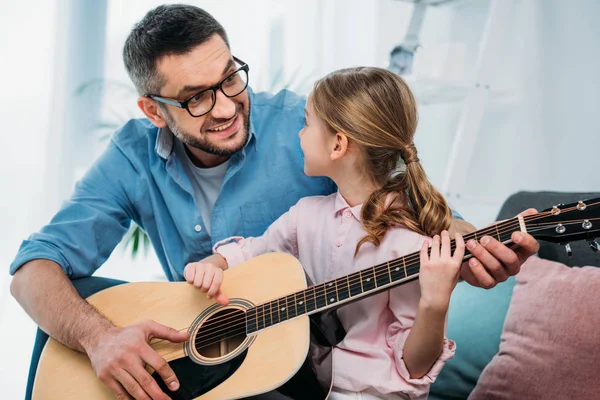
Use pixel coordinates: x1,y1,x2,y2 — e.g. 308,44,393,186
187,90,215,117
221,68,249,98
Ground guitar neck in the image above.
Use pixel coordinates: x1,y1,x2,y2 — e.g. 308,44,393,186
246,216,523,334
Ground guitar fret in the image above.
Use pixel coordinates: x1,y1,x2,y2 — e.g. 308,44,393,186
255,305,260,331
495,225,501,242
362,267,376,293
315,284,327,309
246,308,256,333
324,281,338,305
278,298,286,322
359,270,364,293
337,276,350,301
305,287,316,313
266,301,272,327
387,261,392,282
349,272,363,297
297,290,307,315
375,264,391,287
285,295,294,320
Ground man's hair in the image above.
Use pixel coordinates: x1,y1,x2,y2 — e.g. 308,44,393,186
123,4,229,95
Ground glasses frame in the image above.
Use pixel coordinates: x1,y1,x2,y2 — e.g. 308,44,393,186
146,56,249,118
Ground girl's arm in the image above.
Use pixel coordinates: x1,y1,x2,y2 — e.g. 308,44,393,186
403,231,465,378
402,300,449,378
212,202,301,267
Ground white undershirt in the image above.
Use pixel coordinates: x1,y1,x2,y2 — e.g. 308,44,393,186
175,139,229,236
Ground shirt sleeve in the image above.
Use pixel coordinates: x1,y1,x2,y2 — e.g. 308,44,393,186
213,203,300,268
385,238,456,399
9,141,138,278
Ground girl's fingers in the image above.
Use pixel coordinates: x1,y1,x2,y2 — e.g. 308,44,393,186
420,241,430,265
430,235,440,260
206,269,223,298
193,269,206,289
440,231,451,259
202,270,215,294
453,233,466,262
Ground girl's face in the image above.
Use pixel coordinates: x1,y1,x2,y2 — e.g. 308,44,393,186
298,97,336,177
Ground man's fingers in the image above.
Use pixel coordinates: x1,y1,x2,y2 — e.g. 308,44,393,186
128,362,172,400
101,376,132,400
512,232,540,264
142,347,179,392
113,368,151,400
146,321,189,343
518,208,538,217
466,237,509,283
465,257,497,288
459,262,479,286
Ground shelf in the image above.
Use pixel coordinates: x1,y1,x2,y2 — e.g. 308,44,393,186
402,75,514,105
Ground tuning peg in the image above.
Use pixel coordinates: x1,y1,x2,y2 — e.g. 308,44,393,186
589,239,600,253
564,243,572,257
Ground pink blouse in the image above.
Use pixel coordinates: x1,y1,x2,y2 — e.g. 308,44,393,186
214,192,455,399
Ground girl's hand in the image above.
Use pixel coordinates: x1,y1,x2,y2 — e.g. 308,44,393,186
418,231,465,311
183,262,229,306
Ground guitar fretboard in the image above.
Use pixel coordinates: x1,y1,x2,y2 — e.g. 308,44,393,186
245,218,521,334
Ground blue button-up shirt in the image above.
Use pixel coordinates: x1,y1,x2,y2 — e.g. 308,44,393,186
10,89,336,281
10,88,461,282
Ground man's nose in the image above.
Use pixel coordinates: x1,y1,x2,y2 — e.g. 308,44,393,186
210,90,236,119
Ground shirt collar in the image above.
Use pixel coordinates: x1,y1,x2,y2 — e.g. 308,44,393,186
155,88,258,160
333,191,363,220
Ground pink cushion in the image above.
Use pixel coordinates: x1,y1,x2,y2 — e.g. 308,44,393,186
469,256,600,400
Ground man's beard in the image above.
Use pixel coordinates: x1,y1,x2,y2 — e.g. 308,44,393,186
163,103,250,156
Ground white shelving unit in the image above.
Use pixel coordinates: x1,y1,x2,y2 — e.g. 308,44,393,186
394,0,515,201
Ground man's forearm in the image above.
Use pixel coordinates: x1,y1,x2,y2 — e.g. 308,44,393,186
448,218,476,237
10,259,114,353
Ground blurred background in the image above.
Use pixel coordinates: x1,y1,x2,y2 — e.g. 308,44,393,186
0,0,598,397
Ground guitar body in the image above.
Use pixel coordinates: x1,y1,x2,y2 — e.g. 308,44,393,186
33,253,335,400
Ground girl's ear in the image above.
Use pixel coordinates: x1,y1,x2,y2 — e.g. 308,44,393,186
330,132,349,161
138,96,167,128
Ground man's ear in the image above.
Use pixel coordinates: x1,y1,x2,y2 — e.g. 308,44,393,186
138,96,167,128
330,132,349,161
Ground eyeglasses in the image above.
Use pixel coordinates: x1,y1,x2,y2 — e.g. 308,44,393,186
146,56,249,118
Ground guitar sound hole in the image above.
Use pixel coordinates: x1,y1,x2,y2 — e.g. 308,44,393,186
194,308,247,359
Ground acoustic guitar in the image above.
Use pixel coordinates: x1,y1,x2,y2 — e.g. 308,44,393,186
33,197,600,399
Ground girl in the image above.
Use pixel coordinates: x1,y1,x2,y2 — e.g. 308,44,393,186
185,67,465,400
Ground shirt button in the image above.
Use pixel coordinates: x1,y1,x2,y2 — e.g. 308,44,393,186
344,210,352,219
194,224,202,232
335,240,342,247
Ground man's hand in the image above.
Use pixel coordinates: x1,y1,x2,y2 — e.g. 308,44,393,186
86,320,189,400
451,209,540,288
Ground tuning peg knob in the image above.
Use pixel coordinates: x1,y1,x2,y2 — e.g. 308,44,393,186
589,240,600,253
564,243,572,257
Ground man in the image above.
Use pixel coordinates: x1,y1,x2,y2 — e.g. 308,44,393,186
9,4,539,400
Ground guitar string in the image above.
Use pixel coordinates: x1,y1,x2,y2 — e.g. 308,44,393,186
153,209,600,353
154,208,599,352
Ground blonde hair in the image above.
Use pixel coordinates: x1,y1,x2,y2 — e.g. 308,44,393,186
311,67,452,254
